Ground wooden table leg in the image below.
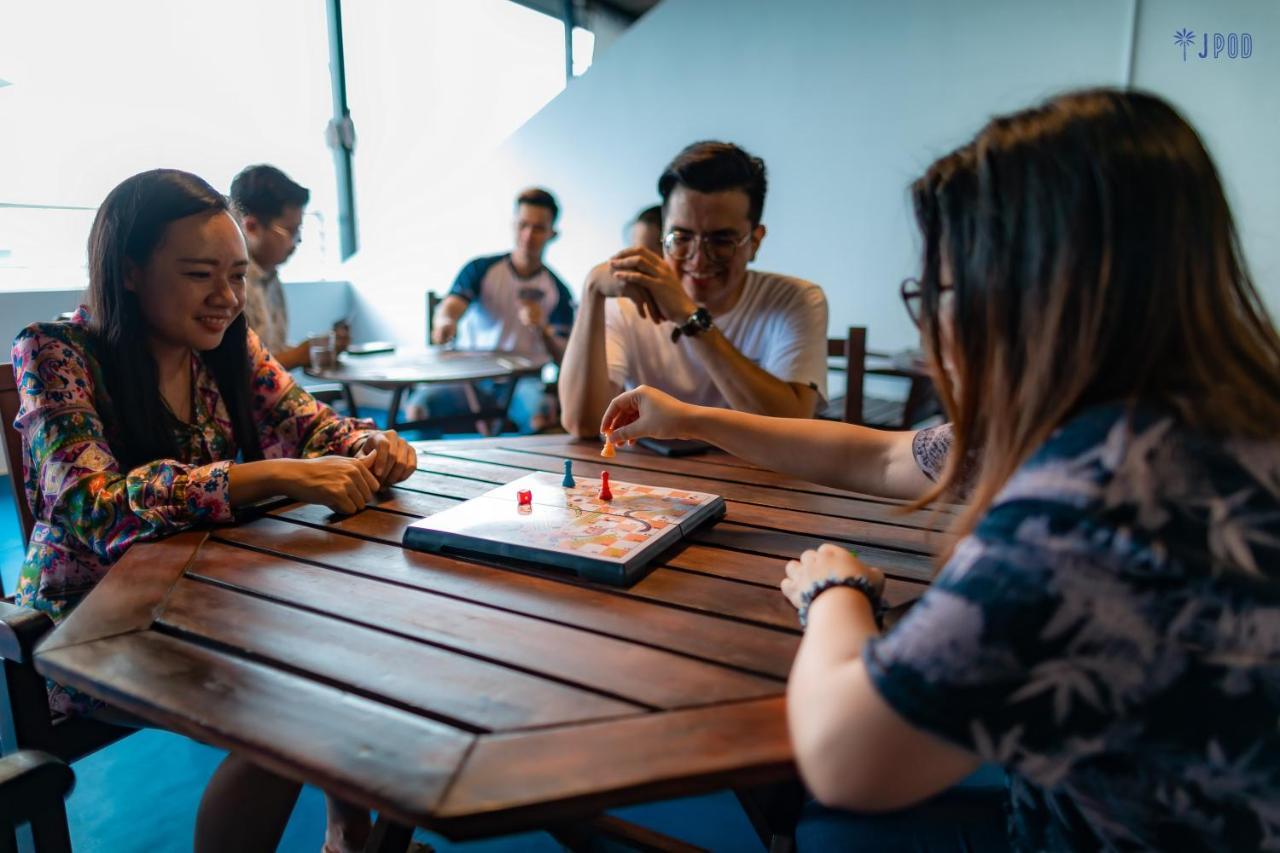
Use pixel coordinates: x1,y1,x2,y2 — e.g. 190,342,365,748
735,780,806,853
364,816,415,853
547,815,707,852
386,386,406,431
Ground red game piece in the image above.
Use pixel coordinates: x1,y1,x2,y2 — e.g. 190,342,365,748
516,489,533,507
598,471,613,501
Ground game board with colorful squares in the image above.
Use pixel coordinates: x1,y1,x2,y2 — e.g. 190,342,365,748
401,459,727,585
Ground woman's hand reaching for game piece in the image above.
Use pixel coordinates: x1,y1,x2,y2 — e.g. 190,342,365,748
601,385,700,444
355,430,417,488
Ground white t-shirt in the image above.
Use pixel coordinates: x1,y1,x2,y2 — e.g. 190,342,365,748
604,270,829,409
452,253,575,360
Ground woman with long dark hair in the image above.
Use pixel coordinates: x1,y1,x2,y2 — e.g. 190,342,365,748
599,89,1280,849
10,168,416,851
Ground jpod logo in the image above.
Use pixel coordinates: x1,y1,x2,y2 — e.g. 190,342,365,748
1174,28,1254,61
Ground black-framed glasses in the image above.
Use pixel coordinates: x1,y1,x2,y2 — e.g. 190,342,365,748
901,277,953,328
663,229,752,262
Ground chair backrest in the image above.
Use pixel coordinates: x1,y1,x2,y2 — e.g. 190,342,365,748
425,291,442,345
827,327,868,425
0,364,35,554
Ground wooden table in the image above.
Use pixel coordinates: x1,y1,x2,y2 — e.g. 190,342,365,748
32,435,953,843
305,348,545,433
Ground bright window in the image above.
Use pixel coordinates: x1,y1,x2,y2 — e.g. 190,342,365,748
0,0,338,290
0,1,595,292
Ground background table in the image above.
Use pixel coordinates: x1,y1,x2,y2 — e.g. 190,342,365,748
305,349,545,433
33,435,955,842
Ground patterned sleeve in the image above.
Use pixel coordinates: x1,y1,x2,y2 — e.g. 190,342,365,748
861,500,1119,777
246,327,376,459
11,326,234,562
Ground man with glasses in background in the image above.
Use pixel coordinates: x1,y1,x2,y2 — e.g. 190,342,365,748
560,141,829,437
231,164,347,370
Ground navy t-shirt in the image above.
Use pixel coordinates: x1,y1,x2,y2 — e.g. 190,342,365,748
449,253,574,360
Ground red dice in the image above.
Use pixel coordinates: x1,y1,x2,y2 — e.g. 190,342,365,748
517,489,533,507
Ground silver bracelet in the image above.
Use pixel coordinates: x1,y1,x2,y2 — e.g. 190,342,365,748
796,575,885,629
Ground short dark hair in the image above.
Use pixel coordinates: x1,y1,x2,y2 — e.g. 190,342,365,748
516,187,559,223
230,164,310,222
633,205,663,229
658,141,767,226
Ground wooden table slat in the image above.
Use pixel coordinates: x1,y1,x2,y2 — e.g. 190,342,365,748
159,577,643,731
435,439,961,515
36,632,473,826
420,445,958,534
435,696,792,837
191,539,785,707
36,531,207,654
257,504,808,666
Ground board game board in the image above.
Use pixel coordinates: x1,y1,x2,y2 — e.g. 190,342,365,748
402,471,726,585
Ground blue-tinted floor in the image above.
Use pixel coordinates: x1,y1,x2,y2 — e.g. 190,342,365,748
1,476,762,851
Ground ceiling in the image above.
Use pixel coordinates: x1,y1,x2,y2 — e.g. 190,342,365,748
511,0,661,24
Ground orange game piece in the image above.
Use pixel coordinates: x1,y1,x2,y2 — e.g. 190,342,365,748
600,436,616,458
599,471,613,501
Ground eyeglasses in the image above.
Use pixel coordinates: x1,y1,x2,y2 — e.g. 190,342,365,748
663,229,752,262
900,277,954,328
270,223,303,245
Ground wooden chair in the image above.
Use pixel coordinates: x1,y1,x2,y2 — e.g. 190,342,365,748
425,290,442,346
823,327,938,428
1,363,134,851
0,750,75,853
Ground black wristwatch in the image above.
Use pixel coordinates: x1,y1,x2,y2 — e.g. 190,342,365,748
671,307,714,342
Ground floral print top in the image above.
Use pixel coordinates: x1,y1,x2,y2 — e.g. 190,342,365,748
10,308,374,712
882,407,1280,850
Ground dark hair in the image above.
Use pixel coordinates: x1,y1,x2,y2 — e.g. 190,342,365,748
658,141,767,226
229,164,310,222
633,205,663,229
87,169,263,469
910,88,1280,540
515,187,559,223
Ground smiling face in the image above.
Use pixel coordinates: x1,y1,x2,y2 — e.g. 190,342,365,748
662,185,763,312
126,210,249,353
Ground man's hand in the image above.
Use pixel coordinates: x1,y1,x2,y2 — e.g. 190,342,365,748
608,247,697,324
432,318,457,345
332,321,351,354
518,300,545,330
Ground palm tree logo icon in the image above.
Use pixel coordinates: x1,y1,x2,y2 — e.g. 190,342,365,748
1174,28,1196,61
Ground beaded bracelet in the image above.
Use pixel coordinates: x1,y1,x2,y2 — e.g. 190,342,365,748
796,575,886,630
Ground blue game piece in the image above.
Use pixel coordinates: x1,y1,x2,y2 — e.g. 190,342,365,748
562,459,574,488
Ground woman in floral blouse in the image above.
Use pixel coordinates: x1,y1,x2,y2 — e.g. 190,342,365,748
600,89,1280,850
10,169,416,852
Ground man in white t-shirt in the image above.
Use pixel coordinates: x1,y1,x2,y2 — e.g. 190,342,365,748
559,141,828,437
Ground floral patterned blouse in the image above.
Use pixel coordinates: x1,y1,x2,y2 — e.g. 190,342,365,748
886,409,1280,850
10,308,374,713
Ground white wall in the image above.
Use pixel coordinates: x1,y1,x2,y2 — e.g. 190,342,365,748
343,0,1280,353
1130,0,1280,290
